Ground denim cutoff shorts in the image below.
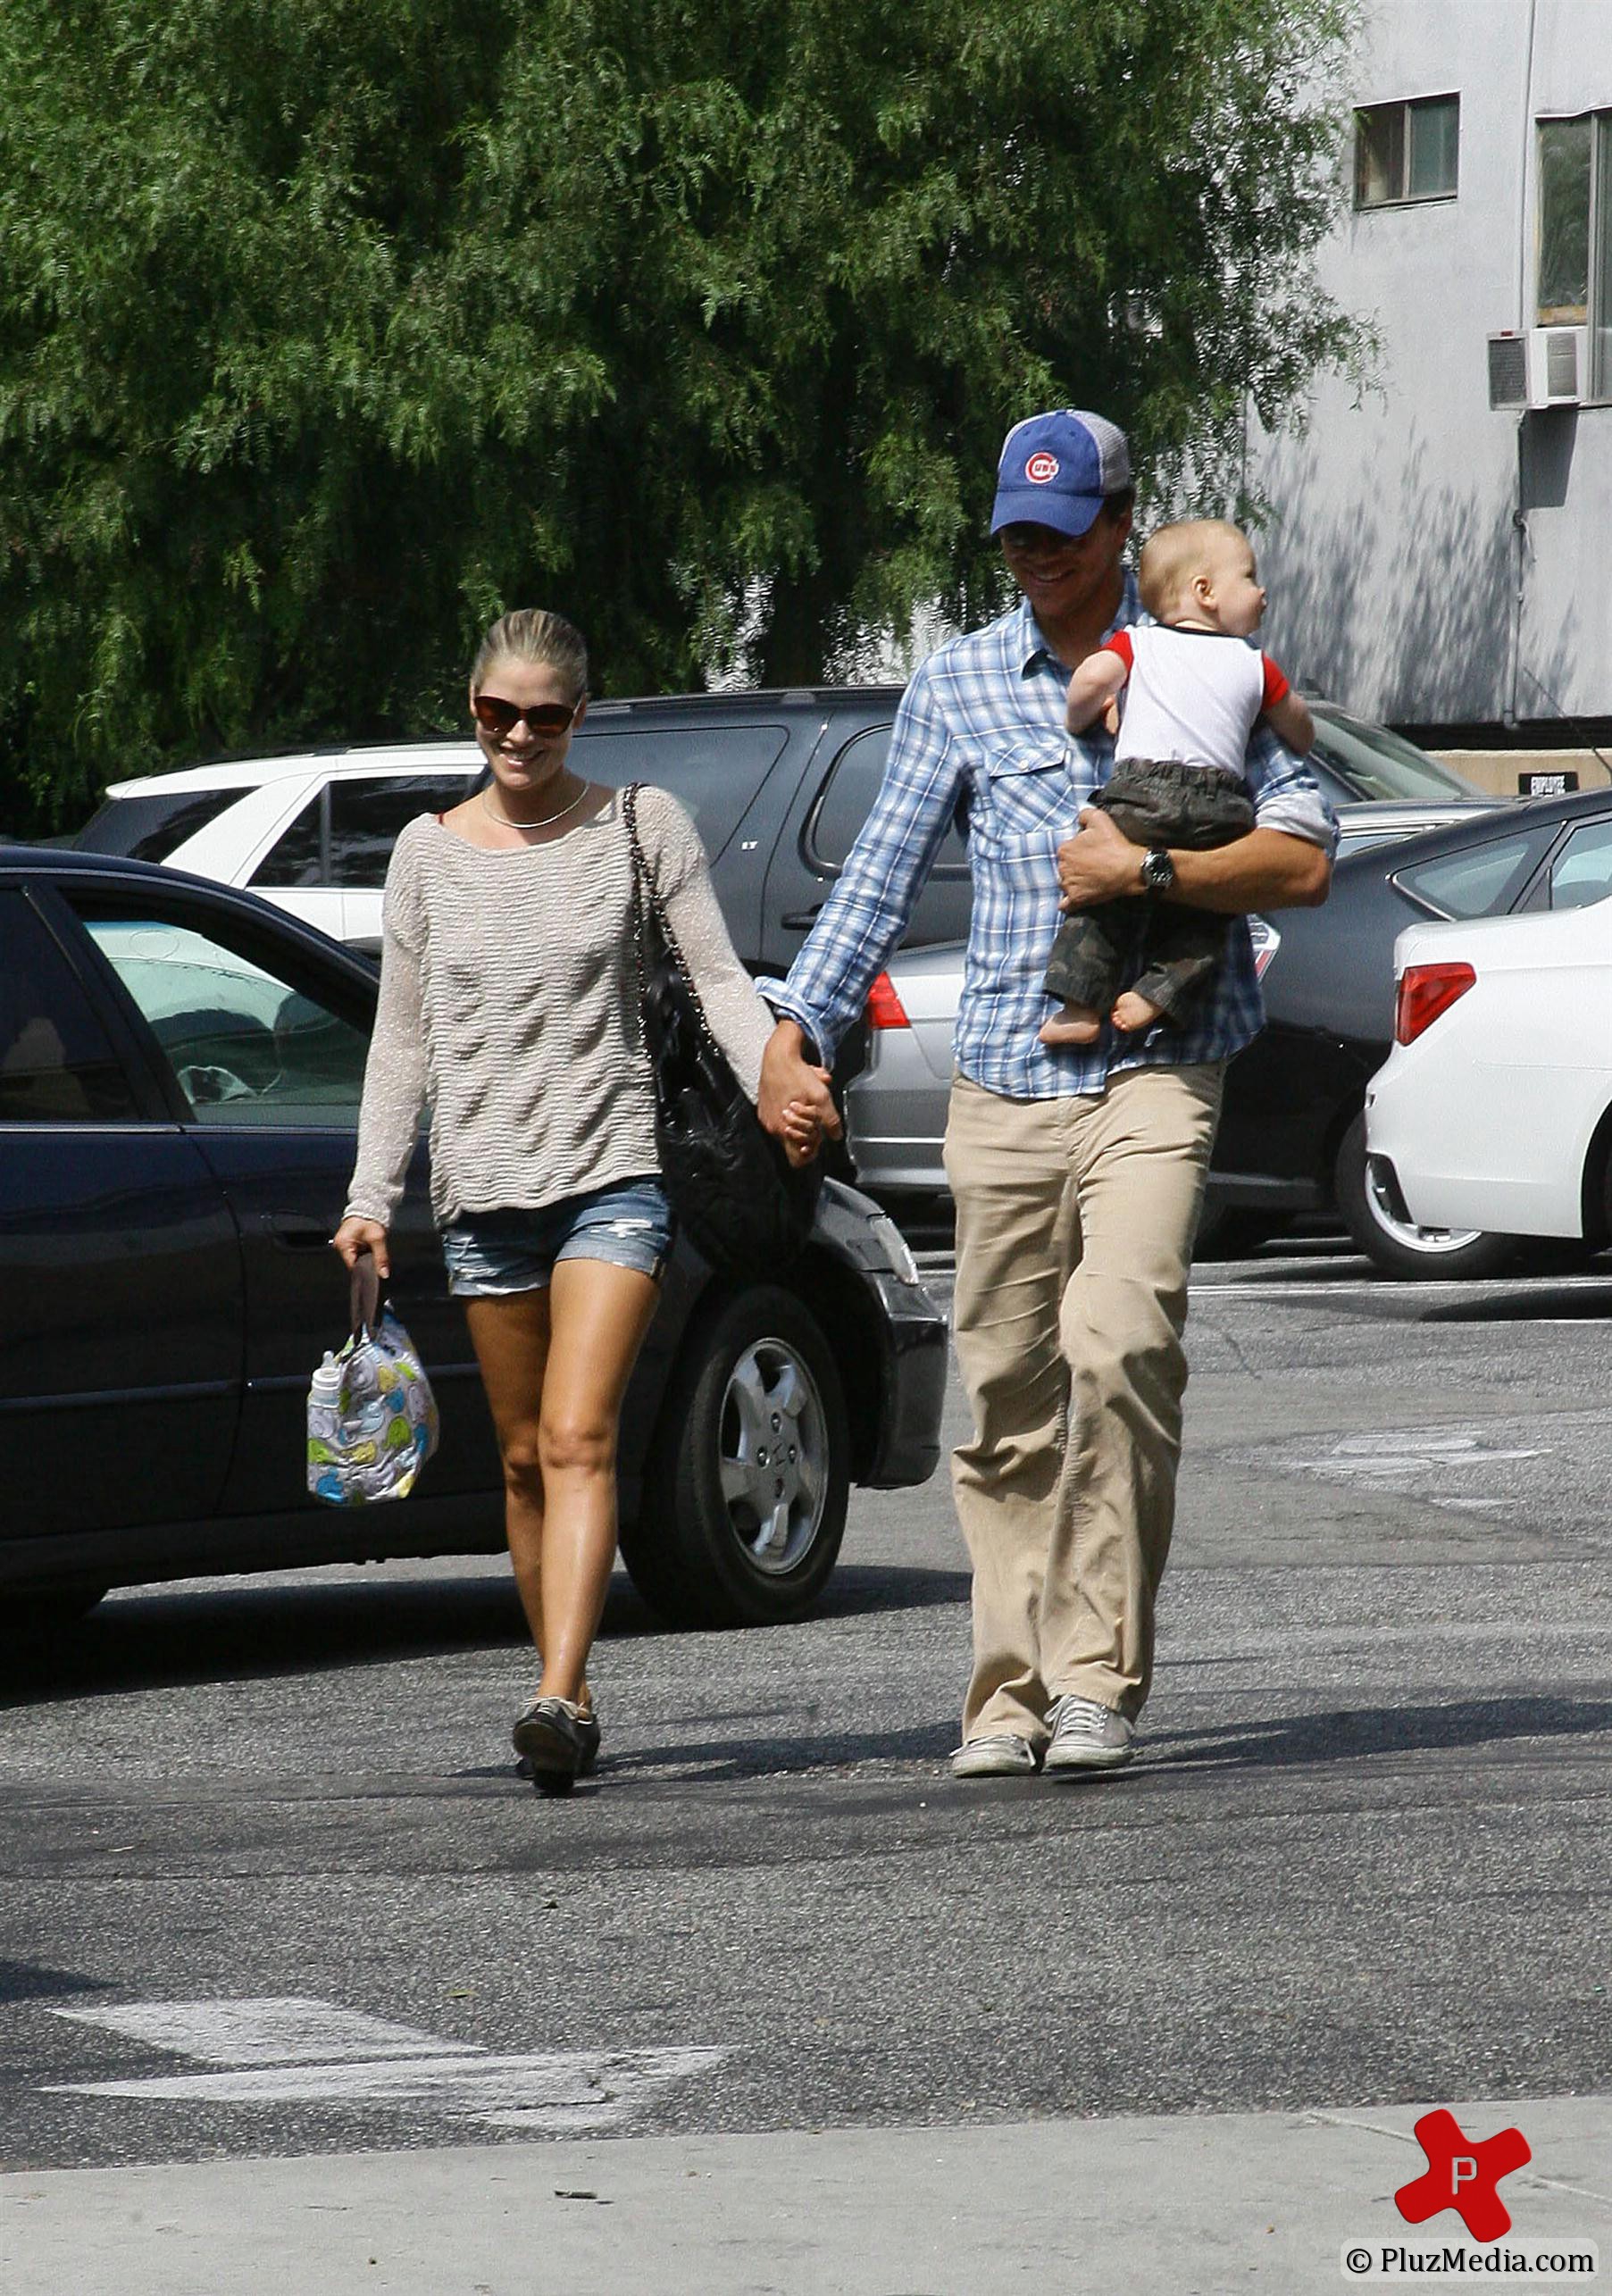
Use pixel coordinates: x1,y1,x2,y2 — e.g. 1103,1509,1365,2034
441,1178,675,1297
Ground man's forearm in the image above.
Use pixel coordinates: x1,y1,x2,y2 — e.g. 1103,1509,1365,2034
1164,828,1331,913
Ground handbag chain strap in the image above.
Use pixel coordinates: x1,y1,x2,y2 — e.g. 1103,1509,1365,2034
622,782,724,1065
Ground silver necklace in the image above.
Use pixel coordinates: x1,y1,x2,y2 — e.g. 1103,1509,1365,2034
480,780,590,835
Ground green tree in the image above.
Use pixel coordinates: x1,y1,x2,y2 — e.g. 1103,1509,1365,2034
0,0,1363,831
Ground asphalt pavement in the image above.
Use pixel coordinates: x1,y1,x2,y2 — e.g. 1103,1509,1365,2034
4,1236,1610,2292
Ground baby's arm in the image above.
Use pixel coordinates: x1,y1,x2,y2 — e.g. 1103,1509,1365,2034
1262,689,1315,756
1065,647,1130,735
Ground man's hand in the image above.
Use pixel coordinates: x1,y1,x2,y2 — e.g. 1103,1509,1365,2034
759,1019,843,1146
1057,806,1144,910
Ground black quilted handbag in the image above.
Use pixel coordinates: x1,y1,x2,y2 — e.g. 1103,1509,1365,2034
622,782,821,1277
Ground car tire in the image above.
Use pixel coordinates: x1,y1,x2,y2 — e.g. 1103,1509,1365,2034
620,1286,850,1629
1193,1205,1281,1261
1335,1114,1517,1281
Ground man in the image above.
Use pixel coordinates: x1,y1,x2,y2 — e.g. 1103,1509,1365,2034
760,409,1334,1778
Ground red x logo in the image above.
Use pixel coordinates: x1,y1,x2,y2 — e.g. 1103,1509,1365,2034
1394,2108,1532,2242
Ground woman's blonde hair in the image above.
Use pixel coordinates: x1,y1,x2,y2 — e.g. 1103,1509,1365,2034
469,608,589,700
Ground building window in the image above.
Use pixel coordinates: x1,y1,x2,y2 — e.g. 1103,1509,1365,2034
1537,113,1612,397
1355,95,1459,208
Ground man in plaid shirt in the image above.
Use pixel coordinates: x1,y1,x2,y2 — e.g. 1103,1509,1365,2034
761,409,1335,1779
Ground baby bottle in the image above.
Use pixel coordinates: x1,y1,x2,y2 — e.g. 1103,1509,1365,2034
307,1351,343,1447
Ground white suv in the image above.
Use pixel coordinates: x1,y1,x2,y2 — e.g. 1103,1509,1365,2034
74,744,485,952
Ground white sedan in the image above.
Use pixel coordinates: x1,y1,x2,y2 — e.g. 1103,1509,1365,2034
1364,890,1612,1266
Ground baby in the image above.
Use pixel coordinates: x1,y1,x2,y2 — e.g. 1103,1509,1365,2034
1039,518,1314,1047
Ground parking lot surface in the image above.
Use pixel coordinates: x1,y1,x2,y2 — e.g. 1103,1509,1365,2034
4,1238,1610,2287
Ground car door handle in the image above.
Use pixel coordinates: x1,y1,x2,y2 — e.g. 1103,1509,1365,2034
259,1214,334,1251
782,904,823,929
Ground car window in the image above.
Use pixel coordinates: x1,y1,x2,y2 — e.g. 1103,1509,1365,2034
807,726,969,875
78,913,370,1124
0,892,141,1122
73,788,244,863
252,792,324,888
1309,707,1482,802
1391,824,1557,919
1548,816,1612,910
568,723,788,856
327,775,480,888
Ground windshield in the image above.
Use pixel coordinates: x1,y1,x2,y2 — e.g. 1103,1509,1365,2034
74,788,241,862
1309,705,1483,803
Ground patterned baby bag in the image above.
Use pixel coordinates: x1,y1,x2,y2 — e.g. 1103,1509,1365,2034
306,1257,439,1506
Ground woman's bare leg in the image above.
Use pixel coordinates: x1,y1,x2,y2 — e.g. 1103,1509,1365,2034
464,1290,553,1666
530,1258,661,1703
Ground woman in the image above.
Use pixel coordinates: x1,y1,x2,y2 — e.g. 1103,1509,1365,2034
332,608,823,1790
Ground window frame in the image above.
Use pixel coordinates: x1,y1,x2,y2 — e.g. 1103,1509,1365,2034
1353,93,1460,212
1537,110,1612,401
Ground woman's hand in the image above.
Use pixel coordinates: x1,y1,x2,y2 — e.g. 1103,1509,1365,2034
331,1215,389,1277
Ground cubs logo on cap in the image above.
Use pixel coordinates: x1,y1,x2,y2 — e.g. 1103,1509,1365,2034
991,409,1132,540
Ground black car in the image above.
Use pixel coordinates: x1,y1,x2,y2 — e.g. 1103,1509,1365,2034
0,848,947,1629
1215,782,1612,1273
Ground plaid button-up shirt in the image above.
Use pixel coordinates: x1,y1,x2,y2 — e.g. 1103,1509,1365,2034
765,580,1338,1099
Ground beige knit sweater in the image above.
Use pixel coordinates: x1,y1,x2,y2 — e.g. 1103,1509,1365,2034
344,785,776,1228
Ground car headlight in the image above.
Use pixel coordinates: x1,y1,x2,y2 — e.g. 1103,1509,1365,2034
867,1211,923,1287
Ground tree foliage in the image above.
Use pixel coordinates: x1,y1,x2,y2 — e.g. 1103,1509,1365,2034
0,0,1363,829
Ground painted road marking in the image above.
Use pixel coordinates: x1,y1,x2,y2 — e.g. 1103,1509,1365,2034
45,1999,726,2134
1232,1426,1543,1512
50,1998,464,2066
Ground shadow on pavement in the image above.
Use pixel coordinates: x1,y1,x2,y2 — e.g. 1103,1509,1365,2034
0,1958,116,2006
0,1565,971,1707
1424,1283,1612,1323
1151,1694,1612,1769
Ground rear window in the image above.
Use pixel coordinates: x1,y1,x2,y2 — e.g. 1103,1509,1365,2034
806,725,969,874
328,775,479,887
568,723,788,856
1391,824,1557,918
74,789,241,864
251,774,479,889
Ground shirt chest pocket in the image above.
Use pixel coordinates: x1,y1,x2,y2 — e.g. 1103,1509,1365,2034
976,746,1081,852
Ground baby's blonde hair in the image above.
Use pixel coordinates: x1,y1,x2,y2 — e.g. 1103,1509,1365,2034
1137,519,1249,622
470,608,589,700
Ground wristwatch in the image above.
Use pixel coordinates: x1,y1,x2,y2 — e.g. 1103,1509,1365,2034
1139,846,1176,897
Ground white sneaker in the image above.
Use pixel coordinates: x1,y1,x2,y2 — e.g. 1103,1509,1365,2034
1043,1694,1135,1773
949,1732,1040,1778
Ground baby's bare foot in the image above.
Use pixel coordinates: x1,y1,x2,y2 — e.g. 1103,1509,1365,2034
1040,1004,1103,1047
1110,991,1165,1033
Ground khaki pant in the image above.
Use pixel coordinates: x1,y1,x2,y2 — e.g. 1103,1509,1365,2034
941,1062,1224,1743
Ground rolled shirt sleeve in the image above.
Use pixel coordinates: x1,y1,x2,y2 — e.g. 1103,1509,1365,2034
1242,722,1340,856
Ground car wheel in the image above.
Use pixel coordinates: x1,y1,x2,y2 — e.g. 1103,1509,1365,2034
1193,1204,1280,1261
1335,1114,1516,1281
620,1286,850,1628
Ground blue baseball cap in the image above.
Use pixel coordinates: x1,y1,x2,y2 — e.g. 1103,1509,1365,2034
990,410,1132,539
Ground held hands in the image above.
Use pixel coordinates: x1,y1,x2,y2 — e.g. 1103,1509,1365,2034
760,1019,843,1168
1057,806,1147,912
331,1215,389,1278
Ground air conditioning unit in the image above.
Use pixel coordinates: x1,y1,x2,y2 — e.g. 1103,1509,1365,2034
1487,327,1587,409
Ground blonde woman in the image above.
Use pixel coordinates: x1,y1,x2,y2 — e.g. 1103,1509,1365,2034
333,610,827,1791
